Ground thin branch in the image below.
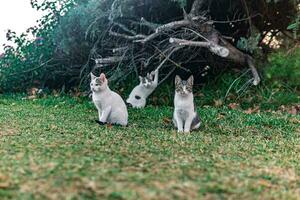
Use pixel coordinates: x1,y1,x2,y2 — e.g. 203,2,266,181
153,45,190,72
158,67,176,86
140,17,160,29
109,29,146,40
112,46,129,53
212,14,261,24
156,47,182,70
8,58,54,77
189,0,207,17
113,22,137,35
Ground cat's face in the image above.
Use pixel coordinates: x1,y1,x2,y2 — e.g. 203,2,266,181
139,73,153,88
90,73,108,92
175,75,194,96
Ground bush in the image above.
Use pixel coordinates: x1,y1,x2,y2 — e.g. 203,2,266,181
0,0,298,94
0,0,79,92
265,48,300,88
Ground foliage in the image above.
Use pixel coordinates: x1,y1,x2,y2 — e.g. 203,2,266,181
145,46,300,110
265,48,300,88
0,95,300,199
0,0,78,92
287,14,300,39
0,0,299,93
172,0,187,8
237,33,261,54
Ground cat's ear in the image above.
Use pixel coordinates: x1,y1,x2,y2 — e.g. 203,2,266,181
100,73,107,82
175,75,181,85
146,73,151,79
91,73,97,80
139,76,143,83
187,75,194,86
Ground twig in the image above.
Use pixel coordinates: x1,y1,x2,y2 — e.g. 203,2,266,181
8,58,53,77
113,22,136,35
225,69,250,99
140,17,160,29
112,46,129,53
109,29,146,40
158,67,176,86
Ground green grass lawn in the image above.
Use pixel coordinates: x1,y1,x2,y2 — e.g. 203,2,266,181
0,95,299,200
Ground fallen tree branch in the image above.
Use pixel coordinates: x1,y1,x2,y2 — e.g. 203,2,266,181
246,56,261,86
109,29,146,40
98,0,261,86
140,17,160,30
158,67,176,86
134,16,206,44
169,38,229,57
189,0,208,17
156,47,183,70
95,56,129,65
113,22,137,35
170,37,260,85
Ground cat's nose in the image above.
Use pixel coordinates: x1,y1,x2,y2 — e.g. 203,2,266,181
126,102,132,107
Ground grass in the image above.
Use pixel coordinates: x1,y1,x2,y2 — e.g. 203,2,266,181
0,95,300,200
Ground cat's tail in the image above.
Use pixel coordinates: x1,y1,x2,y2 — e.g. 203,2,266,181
191,113,201,130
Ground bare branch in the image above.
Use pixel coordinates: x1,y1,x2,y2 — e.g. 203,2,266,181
112,46,129,53
189,0,208,17
109,29,146,40
134,16,206,44
246,56,261,86
156,47,182,70
140,17,160,30
158,67,176,86
113,22,137,35
169,38,229,57
95,56,129,65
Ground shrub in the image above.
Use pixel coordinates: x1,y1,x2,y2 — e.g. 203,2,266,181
265,48,300,88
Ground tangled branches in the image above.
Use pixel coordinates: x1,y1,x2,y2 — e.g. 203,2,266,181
94,0,261,86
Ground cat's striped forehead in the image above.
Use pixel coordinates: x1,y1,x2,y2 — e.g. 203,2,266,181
180,80,188,85
96,78,102,83
175,76,193,93
93,78,102,84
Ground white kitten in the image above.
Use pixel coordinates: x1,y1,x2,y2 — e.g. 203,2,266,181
91,73,128,126
126,69,159,108
173,75,201,133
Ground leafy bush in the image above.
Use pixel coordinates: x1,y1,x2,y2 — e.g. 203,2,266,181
0,0,298,94
265,48,300,88
0,0,78,92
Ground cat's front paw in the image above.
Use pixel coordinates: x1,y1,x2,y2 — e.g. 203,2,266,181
184,129,191,133
177,129,184,133
95,120,106,125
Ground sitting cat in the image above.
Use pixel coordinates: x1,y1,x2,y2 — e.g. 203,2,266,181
126,69,159,108
91,73,128,126
173,75,201,133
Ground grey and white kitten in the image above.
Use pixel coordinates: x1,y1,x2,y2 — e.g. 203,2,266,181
126,69,159,108
91,73,128,126
173,75,201,133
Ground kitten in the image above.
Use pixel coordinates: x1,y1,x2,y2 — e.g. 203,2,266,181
126,69,159,108
173,75,201,133
91,73,128,126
